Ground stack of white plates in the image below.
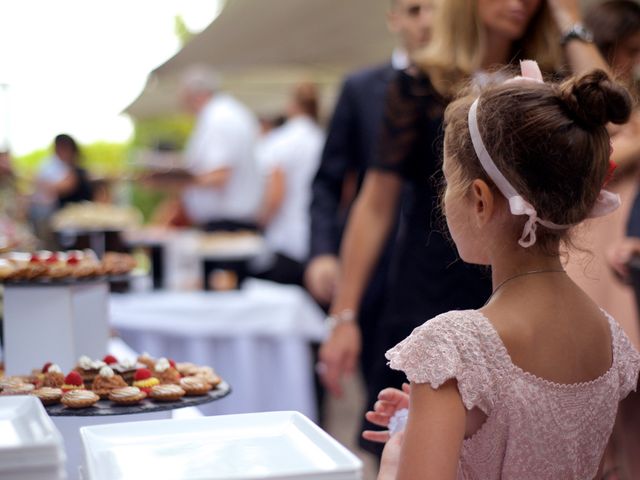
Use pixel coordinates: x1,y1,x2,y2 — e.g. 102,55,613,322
81,411,362,480
0,396,66,480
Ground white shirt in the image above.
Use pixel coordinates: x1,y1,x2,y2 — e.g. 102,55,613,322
182,94,262,225
257,116,324,262
34,155,70,204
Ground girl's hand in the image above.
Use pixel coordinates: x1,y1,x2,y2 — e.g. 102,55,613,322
362,383,411,443
377,432,404,480
547,0,583,33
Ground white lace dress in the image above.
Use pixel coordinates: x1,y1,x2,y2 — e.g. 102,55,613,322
386,309,640,479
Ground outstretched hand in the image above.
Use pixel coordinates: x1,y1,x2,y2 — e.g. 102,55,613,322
362,383,411,444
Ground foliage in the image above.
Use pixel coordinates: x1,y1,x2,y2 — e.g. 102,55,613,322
131,114,194,151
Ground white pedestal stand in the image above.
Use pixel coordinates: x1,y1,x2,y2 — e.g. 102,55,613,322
3,281,110,375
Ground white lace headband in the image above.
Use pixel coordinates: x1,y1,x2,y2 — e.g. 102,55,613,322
467,60,621,248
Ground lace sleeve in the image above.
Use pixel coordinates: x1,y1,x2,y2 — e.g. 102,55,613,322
373,69,442,178
612,319,640,400
385,310,496,413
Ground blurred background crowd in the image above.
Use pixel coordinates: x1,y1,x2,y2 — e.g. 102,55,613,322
2,0,640,478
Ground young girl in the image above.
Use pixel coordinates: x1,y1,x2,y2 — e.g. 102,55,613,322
364,63,640,479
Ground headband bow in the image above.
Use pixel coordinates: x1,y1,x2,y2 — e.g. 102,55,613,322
467,60,621,248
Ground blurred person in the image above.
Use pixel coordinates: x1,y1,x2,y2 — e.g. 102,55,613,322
36,134,93,209
319,0,615,454
307,0,435,304
586,0,640,87
305,0,435,436
253,82,324,285
179,65,262,232
31,134,93,246
0,149,35,250
566,0,640,357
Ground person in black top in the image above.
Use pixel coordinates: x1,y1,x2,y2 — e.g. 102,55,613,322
42,134,94,208
306,0,435,382
305,0,434,446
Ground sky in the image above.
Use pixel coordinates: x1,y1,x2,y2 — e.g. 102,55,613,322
0,1,222,156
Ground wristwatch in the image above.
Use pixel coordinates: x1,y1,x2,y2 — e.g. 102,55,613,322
325,309,356,331
560,23,594,47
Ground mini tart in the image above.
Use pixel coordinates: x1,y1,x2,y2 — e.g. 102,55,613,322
194,367,221,388
175,362,199,377
0,377,27,391
133,377,159,394
179,377,211,396
154,367,181,385
150,384,185,402
61,390,99,409
33,387,63,405
61,383,85,393
42,371,65,388
1,383,35,395
109,386,146,405
137,354,156,370
92,373,127,399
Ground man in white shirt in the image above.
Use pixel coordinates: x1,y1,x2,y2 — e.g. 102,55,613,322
180,66,262,231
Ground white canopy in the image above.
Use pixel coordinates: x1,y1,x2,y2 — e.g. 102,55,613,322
125,0,395,119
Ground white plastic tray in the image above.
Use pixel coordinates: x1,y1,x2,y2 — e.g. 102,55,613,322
0,396,65,471
81,411,362,480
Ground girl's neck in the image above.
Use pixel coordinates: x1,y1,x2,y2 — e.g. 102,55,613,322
481,30,514,70
489,247,565,292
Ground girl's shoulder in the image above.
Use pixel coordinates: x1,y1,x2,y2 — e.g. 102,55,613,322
386,310,503,413
605,311,640,400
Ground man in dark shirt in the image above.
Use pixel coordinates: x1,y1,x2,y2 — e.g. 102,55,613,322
305,0,435,452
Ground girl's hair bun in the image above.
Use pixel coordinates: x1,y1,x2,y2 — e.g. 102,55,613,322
558,69,632,128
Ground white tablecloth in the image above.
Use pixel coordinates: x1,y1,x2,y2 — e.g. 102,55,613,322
109,279,327,421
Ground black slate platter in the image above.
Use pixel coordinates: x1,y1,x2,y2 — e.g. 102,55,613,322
45,381,231,417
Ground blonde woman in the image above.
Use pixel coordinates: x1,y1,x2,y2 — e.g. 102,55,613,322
319,0,613,451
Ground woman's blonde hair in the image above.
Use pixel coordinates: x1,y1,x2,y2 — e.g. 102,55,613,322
414,0,564,97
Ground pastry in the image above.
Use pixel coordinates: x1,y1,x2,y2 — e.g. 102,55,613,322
109,386,147,405
112,358,139,384
0,377,26,391
44,252,71,279
194,366,222,388
153,358,181,385
136,353,156,370
179,377,211,396
1,383,35,395
101,252,137,275
92,366,127,399
149,384,185,402
20,254,48,279
42,363,65,388
67,250,100,278
132,368,159,394
74,356,106,386
0,259,16,280
61,371,85,393
33,387,63,405
61,390,99,409
175,362,200,377
102,354,118,365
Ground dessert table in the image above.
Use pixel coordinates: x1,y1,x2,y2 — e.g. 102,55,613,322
109,279,327,421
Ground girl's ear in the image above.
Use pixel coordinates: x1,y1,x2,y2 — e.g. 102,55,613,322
470,179,495,227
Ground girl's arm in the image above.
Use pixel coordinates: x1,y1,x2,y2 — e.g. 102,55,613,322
381,380,466,480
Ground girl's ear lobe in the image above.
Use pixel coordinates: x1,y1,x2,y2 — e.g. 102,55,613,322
471,179,494,226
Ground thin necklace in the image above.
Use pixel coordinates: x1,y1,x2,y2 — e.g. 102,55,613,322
485,269,566,306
